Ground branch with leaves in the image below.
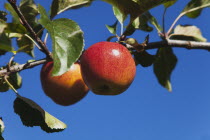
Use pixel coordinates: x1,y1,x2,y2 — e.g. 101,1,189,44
7,0,52,59
1,39,210,78
1,0,210,139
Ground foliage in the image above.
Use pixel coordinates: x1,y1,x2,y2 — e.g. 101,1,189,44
0,0,210,138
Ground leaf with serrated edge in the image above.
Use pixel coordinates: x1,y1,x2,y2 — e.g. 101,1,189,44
170,25,207,42
38,5,84,76
183,0,210,18
153,48,177,92
14,96,67,133
51,0,93,19
106,21,118,35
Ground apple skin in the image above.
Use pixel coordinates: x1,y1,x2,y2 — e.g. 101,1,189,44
80,41,136,95
40,61,89,106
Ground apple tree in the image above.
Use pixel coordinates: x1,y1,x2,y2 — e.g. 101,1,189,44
0,0,210,139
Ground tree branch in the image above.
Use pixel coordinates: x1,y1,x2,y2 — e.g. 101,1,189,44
7,0,52,59
1,39,210,77
144,39,210,50
0,59,47,77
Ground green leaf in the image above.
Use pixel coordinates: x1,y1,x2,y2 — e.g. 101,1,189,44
4,3,20,23
183,0,210,18
50,0,93,19
124,12,161,36
0,11,7,21
18,0,41,57
19,0,39,26
0,76,10,92
0,33,13,54
5,0,42,57
17,36,35,57
103,0,175,22
153,48,177,92
134,51,155,67
0,22,7,35
39,5,84,76
113,6,127,25
4,23,27,35
14,96,67,133
164,0,177,8
9,72,22,90
0,117,4,140
170,25,207,42
105,21,118,35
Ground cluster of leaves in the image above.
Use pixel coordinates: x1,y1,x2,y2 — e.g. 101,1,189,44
0,0,210,137
105,0,209,91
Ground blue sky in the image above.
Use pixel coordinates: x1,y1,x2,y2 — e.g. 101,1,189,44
1,0,210,140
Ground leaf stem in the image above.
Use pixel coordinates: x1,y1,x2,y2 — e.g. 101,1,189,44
167,3,210,35
24,34,42,50
4,75,18,94
162,7,167,37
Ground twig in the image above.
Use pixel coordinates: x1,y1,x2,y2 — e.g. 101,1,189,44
1,40,210,77
144,39,210,50
0,59,47,77
167,3,210,35
7,0,52,59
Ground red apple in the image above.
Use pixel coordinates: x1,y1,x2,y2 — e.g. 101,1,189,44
80,41,136,95
40,61,89,106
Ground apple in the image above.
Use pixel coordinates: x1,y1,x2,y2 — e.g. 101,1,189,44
40,61,89,106
80,41,136,95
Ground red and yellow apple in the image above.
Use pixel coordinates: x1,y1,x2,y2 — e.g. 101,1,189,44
40,61,89,106
80,41,136,95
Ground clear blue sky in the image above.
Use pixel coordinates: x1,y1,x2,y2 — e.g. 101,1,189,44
1,0,210,140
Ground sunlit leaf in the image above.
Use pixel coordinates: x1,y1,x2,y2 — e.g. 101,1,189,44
153,48,177,92
39,5,84,76
14,96,67,133
170,25,207,42
51,0,93,19
106,21,118,35
113,6,127,25
183,0,210,18
0,22,7,35
4,3,19,23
